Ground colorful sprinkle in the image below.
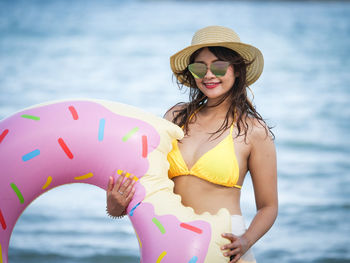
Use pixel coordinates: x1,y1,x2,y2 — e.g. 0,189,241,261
152,218,166,234
10,183,24,204
22,149,40,162
0,129,9,144
0,209,6,230
74,172,93,180
117,170,139,181
122,127,139,142
42,176,52,190
0,242,2,263
142,135,148,158
156,251,167,263
188,256,198,263
129,202,141,216
98,118,105,141
180,223,203,234
136,232,142,248
68,106,79,120
58,138,73,159
132,177,139,182
21,114,40,121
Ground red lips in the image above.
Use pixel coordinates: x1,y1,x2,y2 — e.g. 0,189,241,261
203,82,220,89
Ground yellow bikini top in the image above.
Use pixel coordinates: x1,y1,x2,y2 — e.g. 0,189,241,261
167,123,241,189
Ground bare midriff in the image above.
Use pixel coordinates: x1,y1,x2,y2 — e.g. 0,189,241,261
172,175,242,215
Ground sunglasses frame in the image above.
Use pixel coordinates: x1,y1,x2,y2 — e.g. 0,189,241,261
188,61,231,79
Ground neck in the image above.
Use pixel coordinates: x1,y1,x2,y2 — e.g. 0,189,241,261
204,96,232,116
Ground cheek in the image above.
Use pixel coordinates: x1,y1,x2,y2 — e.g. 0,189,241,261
224,68,236,86
227,67,235,78
194,78,202,88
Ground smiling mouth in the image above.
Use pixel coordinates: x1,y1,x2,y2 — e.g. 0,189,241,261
204,82,220,89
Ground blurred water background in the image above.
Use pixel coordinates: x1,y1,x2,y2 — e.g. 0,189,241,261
1,0,349,262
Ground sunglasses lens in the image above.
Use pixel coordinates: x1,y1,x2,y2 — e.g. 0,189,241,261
188,61,230,79
188,63,207,79
210,61,230,77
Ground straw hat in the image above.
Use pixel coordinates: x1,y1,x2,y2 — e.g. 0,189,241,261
170,25,264,86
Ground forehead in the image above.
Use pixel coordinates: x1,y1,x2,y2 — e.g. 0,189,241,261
194,47,218,62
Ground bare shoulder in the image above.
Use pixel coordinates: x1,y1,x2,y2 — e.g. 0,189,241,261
245,116,274,145
163,103,187,122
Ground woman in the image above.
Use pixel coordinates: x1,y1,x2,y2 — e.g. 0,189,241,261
106,26,278,263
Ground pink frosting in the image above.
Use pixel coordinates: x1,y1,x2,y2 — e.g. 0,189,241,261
0,100,212,263
130,202,211,262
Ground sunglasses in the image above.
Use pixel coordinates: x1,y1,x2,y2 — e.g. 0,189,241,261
188,61,231,79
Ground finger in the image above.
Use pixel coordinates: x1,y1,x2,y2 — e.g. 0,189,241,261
107,176,114,192
229,253,240,263
222,242,236,251
124,179,136,196
126,175,136,188
221,233,238,242
126,187,136,202
119,176,133,193
226,247,240,257
114,171,126,191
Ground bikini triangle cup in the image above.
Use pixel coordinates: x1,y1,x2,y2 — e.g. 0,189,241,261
167,108,241,188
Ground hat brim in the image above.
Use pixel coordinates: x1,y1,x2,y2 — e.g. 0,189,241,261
170,42,264,86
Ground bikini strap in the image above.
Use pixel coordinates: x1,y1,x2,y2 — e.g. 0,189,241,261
181,105,205,129
230,122,240,189
230,123,234,135
191,105,205,120
180,111,197,129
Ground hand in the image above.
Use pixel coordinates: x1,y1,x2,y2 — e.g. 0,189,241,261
221,233,249,263
106,171,136,218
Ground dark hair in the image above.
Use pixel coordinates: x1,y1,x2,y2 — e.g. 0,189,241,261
170,46,274,141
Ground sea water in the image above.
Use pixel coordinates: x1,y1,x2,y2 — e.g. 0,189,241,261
0,0,349,262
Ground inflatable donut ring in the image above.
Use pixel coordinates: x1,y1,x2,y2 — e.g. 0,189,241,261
0,99,237,263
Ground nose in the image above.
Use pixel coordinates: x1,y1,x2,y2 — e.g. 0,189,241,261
203,67,216,79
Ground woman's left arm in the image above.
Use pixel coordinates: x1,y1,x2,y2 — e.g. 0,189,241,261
222,122,278,262
243,122,278,247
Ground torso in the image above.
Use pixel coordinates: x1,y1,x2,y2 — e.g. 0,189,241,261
170,109,252,215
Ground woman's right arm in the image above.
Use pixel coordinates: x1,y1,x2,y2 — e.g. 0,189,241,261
106,104,182,217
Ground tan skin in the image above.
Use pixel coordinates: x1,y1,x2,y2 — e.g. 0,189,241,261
107,48,278,262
